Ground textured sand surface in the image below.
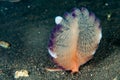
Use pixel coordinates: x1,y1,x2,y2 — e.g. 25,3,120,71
0,0,120,80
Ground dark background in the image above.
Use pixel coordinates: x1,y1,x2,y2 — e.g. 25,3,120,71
0,0,120,80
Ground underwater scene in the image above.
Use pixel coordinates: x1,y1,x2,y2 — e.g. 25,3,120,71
0,0,120,80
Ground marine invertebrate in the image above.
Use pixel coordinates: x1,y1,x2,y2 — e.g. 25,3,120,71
47,7,102,73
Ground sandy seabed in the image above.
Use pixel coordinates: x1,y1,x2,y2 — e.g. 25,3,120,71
0,0,120,80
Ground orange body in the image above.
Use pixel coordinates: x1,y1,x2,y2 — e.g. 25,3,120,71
53,47,93,73
48,7,102,73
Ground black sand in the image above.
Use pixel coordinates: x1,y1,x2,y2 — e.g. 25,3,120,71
0,0,120,80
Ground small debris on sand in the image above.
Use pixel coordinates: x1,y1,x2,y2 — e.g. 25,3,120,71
0,41,10,48
113,76,118,80
14,70,29,79
107,13,111,21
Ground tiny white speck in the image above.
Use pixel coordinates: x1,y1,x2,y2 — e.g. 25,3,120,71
48,49,57,58
107,14,111,21
105,3,109,6
38,32,40,34
4,8,8,10
27,5,31,8
90,74,93,76
55,16,63,24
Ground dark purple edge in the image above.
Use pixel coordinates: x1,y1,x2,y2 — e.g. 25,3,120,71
95,17,101,29
89,11,101,29
48,24,66,70
64,7,80,18
81,7,87,12
71,7,78,17
63,12,69,18
48,24,62,50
